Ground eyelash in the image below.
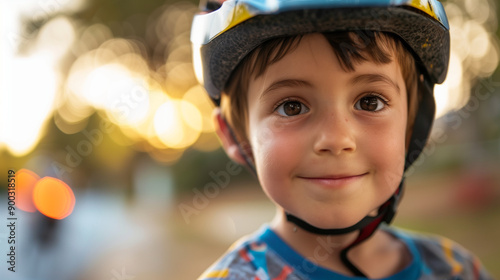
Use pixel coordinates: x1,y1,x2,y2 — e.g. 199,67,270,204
273,97,301,111
273,97,309,117
365,92,389,103
357,92,390,112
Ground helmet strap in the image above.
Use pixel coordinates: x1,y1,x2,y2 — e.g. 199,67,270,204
286,181,404,277
222,117,257,175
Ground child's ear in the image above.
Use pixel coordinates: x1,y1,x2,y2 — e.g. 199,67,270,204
213,108,248,165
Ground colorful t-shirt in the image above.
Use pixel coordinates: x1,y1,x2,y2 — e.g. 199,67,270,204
199,225,493,280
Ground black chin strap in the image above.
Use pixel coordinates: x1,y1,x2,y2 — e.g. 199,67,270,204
286,182,404,277
286,210,379,236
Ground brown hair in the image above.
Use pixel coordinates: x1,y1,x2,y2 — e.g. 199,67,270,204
221,31,419,149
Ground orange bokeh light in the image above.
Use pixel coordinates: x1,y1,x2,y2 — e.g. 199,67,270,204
15,169,40,213
33,177,75,220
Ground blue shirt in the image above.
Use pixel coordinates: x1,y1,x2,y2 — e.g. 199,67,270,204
199,225,493,280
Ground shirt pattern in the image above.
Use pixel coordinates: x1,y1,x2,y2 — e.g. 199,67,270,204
198,225,493,280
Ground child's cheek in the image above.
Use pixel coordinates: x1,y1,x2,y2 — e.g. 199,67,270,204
250,119,302,191
250,137,280,203
252,120,293,167
366,122,406,191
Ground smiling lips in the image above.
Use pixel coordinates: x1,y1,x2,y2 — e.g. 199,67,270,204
298,173,368,188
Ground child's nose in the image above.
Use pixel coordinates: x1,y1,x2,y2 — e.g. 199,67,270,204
312,114,356,156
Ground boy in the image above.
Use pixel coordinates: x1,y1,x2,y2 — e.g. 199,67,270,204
191,0,493,279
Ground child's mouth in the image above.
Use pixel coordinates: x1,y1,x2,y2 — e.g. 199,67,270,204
297,173,368,188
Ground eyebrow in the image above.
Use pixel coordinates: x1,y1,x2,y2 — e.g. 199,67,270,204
260,79,313,100
349,74,401,94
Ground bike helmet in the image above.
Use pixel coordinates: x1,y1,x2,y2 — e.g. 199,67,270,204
191,0,450,276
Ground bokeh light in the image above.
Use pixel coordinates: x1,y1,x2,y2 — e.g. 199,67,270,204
15,169,40,213
1,54,59,156
54,2,213,162
435,0,500,118
0,12,77,156
183,85,215,133
33,177,76,220
154,99,202,149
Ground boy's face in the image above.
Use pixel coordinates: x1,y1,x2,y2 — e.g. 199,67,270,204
245,33,408,229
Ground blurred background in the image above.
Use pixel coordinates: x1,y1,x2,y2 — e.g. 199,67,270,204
0,0,499,279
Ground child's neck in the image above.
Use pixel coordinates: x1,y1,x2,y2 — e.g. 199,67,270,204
270,210,411,278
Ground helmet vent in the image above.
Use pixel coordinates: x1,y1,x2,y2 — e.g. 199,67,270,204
200,0,225,12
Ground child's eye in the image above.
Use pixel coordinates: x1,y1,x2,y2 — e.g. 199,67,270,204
355,95,387,112
275,100,309,116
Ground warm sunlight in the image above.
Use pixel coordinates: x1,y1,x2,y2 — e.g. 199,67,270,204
154,99,202,149
1,54,59,156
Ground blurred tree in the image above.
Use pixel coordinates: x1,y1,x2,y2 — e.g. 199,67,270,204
8,0,257,196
